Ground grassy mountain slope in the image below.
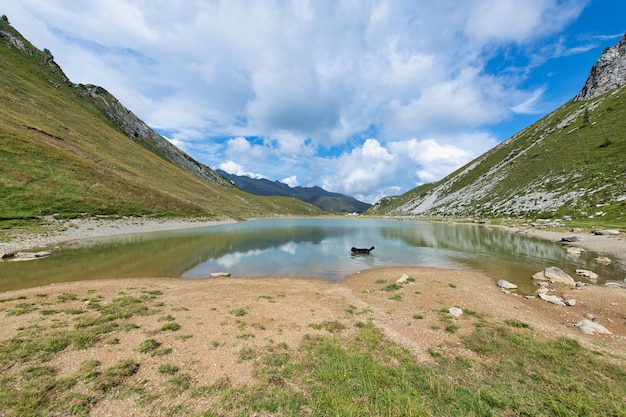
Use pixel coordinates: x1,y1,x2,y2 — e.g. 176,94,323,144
368,87,626,224
0,19,321,222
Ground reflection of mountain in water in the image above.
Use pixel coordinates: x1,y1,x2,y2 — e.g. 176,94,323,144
1,218,622,292
382,222,619,291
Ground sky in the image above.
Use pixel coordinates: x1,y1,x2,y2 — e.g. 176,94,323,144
3,1,625,203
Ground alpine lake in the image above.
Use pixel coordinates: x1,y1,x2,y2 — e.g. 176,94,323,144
1,218,623,295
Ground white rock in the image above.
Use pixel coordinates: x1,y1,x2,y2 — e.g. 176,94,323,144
538,293,566,306
593,229,620,236
498,279,518,289
576,269,599,280
595,256,612,265
567,247,585,256
397,273,410,283
565,299,576,306
573,320,612,335
210,272,230,277
540,267,576,287
449,307,463,317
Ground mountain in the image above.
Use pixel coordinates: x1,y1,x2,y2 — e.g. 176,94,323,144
368,33,626,223
216,170,371,213
0,17,322,221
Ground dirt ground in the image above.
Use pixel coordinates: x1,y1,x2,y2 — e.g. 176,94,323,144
1,268,624,394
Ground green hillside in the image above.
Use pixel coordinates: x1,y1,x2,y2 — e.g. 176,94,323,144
0,18,322,224
368,86,626,225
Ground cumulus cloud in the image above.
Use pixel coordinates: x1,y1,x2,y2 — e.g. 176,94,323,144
3,0,600,204
218,161,265,179
281,175,299,188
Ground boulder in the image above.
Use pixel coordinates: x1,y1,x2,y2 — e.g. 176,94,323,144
576,269,599,280
566,247,585,256
448,307,463,317
573,320,612,335
595,256,612,265
533,267,576,287
210,272,230,277
397,273,410,283
497,279,518,290
538,293,566,306
560,235,583,242
593,229,620,236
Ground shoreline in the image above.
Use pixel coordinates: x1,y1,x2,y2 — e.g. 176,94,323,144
502,225,626,265
0,217,236,256
2,216,625,266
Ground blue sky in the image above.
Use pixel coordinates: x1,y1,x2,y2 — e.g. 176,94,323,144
3,1,625,203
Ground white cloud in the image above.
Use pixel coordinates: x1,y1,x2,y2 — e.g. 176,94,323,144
218,161,265,179
281,175,299,188
511,87,546,114
465,0,587,44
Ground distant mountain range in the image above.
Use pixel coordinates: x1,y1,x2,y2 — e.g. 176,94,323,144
367,33,626,223
217,170,371,213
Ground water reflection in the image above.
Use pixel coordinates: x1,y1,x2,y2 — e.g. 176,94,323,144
0,218,622,293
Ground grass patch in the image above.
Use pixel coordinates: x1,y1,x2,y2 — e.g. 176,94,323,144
229,307,247,317
308,320,347,333
382,283,403,292
161,322,181,332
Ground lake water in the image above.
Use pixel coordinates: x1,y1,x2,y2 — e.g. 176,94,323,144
1,218,623,294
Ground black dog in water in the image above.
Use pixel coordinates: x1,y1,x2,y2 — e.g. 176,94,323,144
351,246,375,254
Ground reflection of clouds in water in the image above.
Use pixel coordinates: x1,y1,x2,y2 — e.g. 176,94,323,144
217,249,263,268
280,242,297,255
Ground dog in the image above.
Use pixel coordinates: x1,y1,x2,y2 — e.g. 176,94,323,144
351,246,375,254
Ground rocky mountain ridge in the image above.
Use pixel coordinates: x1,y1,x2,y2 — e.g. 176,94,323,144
576,33,626,101
217,170,371,213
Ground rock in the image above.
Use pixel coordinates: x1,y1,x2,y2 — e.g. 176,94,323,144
576,269,599,280
1,251,15,260
593,229,620,236
560,236,583,242
397,273,410,283
565,299,577,306
605,282,623,288
595,256,612,265
534,266,576,287
497,279,518,290
448,307,463,317
524,295,536,300
566,247,585,256
532,272,547,281
573,320,612,335
6,251,51,262
538,293,566,306
210,272,230,277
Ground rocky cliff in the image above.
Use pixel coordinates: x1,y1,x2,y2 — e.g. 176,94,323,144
79,84,230,187
576,33,626,101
